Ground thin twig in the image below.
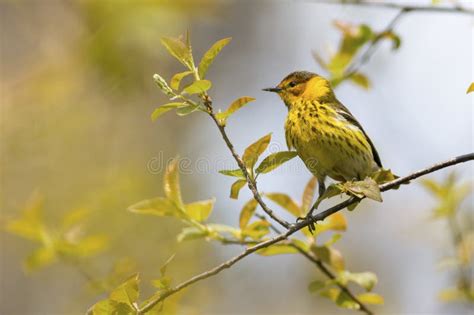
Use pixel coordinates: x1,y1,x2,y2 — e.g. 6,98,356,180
312,0,474,15
138,153,474,313
340,8,407,81
207,108,291,229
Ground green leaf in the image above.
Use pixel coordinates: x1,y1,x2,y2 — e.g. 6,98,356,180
467,82,474,94
182,80,212,95
314,212,347,235
61,208,90,230
350,72,370,90
176,104,201,116
239,199,258,229
242,133,272,170
170,71,193,90
219,168,245,178
90,299,127,315
357,293,384,305
344,178,382,202
311,184,344,211
198,37,232,79
257,244,299,256
160,36,194,69
312,245,345,271
336,291,360,310
177,227,208,242
151,103,186,121
301,177,317,213
308,280,327,293
152,276,171,290
164,158,183,208
73,235,109,257
230,179,247,199
264,193,301,217
5,192,45,242
242,220,270,240
128,197,180,217
185,199,214,222
372,168,398,185
207,224,241,239
337,271,378,291
215,96,255,125
24,247,56,272
255,151,298,174
109,273,140,306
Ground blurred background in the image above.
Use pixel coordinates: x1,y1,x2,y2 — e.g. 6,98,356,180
1,0,473,314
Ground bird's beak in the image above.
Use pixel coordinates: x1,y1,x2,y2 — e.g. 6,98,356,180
262,87,282,93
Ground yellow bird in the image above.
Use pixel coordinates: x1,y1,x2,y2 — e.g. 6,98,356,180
264,71,382,217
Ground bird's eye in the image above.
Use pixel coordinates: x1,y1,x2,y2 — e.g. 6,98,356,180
288,81,297,88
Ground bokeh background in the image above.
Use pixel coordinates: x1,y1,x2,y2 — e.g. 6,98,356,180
1,0,473,314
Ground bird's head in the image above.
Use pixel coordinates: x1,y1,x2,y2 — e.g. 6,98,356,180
263,71,335,108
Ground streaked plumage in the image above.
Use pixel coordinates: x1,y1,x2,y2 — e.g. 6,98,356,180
264,71,382,199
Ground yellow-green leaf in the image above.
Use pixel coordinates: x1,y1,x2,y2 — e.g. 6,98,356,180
215,96,255,125
73,235,109,257
314,212,347,235
336,291,361,310
350,72,370,90
257,244,299,256
185,199,215,222
151,103,186,121
239,199,258,229
438,287,466,302
90,299,126,315
242,133,272,170
242,220,270,240
357,293,384,305
308,280,327,293
312,245,345,271
177,227,208,242
372,168,398,185
255,151,298,174
160,36,194,69
164,158,183,208
337,271,378,291
467,82,474,94
344,178,382,202
198,37,232,79
302,177,317,213
230,179,247,199
109,273,140,306
219,168,245,178
24,247,56,272
176,104,200,116
127,197,180,217
264,193,301,217
182,80,212,95
170,71,193,90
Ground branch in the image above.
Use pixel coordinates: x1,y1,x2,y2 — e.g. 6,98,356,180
206,101,291,229
340,8,406,82
255,213,373,314
313,0,474,15
138,153,474,313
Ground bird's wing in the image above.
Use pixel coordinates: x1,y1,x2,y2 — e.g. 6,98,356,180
333,100,383,168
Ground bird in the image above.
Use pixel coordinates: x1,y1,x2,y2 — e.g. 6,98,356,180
263,71,382,223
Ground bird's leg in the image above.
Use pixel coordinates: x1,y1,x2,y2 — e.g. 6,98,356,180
297,177,326,233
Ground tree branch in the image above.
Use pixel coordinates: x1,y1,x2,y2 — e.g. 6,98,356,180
139,152,474,313
340,8,407,82
206,103,291,229
313,0,474,15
